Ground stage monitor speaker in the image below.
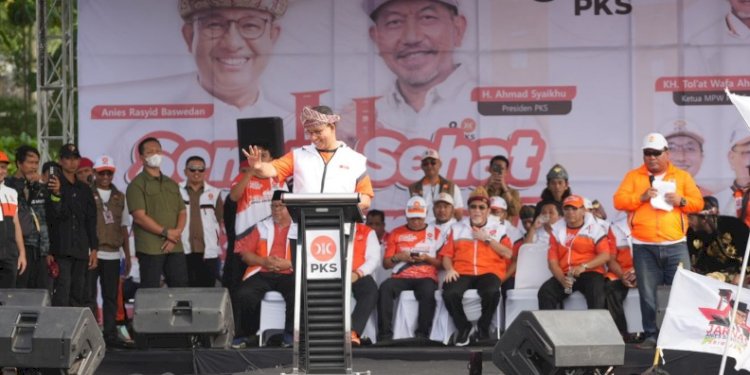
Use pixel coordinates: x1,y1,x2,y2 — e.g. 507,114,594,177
0,306,104,375
133,287,234,349
493,310,624,375
236,117,285,160
0,288,51,306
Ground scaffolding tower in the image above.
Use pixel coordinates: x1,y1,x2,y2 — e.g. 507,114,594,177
36,0,76,162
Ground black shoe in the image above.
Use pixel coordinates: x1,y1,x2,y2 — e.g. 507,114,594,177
455,327,472,347
105,337,135,350
281,332,293,348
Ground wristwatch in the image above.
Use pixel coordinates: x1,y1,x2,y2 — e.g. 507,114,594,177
679,197,687,207
160,228,169,238
484,239,491,245
391,255,399,263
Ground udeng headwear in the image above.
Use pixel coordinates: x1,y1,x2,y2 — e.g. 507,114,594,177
300,106,341,128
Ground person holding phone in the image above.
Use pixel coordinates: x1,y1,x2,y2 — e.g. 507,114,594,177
484,155,521,221
378,196,444,343
45,144,98,307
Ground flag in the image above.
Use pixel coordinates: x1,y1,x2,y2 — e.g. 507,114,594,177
657,268,750,370
726,88,750,130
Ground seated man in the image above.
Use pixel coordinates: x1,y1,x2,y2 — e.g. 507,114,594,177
232,191,296,348
442,187,513,346
538,195,610,310
349,223,381,346
378,196,444,342
429,192,456,244
605,215,637,340
523,200,562,245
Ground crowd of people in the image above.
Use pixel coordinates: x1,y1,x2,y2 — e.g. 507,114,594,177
4,105,748,353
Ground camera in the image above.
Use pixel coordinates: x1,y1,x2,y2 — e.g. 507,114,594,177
490,164,503,174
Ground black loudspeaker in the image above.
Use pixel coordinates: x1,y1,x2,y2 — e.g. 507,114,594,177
0,306,104,374
236,117,285,160
493,310,625,375
0,288,51,306
133,287,234,349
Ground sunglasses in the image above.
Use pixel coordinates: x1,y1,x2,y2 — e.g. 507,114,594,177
188,167,206,173
643,149,663,157
469,204,488,210
421,159,437,167
96,171,113,177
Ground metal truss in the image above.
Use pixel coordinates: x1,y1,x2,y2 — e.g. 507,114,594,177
36,0,75,162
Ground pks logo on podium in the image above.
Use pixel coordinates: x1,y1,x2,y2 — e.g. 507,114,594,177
307,230,342,280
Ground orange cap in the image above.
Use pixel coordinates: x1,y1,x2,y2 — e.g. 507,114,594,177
562,195,584,208
0,151,9,164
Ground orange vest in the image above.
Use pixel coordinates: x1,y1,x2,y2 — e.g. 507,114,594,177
241,218,295,281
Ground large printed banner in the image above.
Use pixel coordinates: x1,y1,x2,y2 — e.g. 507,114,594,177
78,0,750,226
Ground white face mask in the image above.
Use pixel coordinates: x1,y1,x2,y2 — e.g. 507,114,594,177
144,153,162,168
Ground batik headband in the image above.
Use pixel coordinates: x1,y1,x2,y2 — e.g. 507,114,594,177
300,106,341,128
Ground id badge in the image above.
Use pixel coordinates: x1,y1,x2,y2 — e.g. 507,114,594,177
103,209,115,224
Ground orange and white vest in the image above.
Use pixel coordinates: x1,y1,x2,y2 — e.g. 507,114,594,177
242,217,297,281
292,142,367,194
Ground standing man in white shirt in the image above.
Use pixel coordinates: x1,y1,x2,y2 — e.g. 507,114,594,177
409,149,463,221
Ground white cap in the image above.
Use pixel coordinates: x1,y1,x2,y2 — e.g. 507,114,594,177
93,155,116,172
434,192,454,206
421,148,440,161
642,132,668,150
405,196,428,218
490,196,507,210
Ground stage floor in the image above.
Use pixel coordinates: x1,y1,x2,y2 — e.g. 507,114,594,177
95,342,750,375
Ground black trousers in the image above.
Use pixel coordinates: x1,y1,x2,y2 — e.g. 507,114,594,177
538,271,607,310
186,253,218,287
136,252,189,288
98,259,121,339
52,255,87,307
443,273,501,332
606,279,632,334
15,246,51,290
221,250,246,293
0,257,18,288
233,272,295,338
377,277,437,339
83,268,98,318
352,275,378,336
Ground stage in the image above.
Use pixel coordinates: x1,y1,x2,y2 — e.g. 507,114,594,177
95,342,750,375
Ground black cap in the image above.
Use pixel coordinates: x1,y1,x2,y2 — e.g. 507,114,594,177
740,302,748,313
59,143,81,159
272,190,285,202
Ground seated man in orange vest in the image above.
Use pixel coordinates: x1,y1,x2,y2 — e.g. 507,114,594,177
232,190,296,348
605,216,637,341
349,223,381,346
538,195,610,310
442,187,513,346
378,196,444,342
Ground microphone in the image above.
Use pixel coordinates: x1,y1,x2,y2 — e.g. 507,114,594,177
649,175,654,187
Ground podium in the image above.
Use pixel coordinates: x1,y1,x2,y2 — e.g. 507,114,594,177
281,193,369,375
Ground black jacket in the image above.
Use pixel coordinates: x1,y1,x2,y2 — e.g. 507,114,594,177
46,175,98,259
5,176,50,257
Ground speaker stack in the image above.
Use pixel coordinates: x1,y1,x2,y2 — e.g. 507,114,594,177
0,289,104,375
133,287,234,349
493,310,625,375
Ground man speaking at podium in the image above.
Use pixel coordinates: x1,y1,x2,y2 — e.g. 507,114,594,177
243,105,374,210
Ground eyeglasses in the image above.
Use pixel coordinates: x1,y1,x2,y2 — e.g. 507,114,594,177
188,167,206,173
421,159,437,167
271,203,285,209
96,171,113,177
469,204,487,210
643,149,664,157
194,15,270,40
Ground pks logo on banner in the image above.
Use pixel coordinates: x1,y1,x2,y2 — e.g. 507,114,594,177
534,0,632,16
306,230,342,280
